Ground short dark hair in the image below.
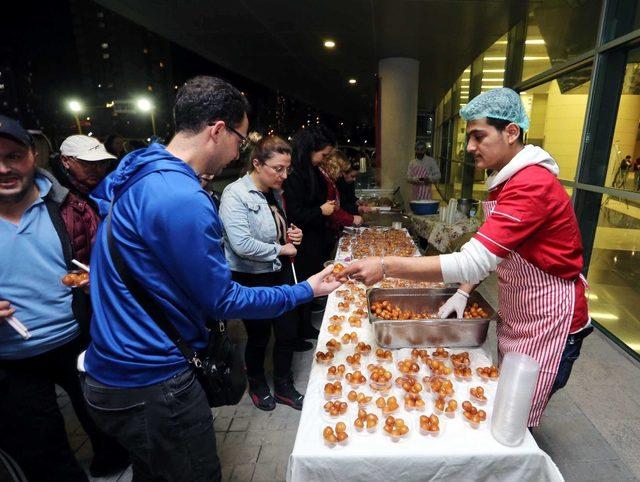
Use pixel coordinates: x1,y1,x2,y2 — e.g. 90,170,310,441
486,117,525,144
174,76,250,134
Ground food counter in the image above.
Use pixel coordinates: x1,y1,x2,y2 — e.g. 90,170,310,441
286,228,563,482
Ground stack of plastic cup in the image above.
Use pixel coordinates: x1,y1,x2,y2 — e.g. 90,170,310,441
491,352,540,446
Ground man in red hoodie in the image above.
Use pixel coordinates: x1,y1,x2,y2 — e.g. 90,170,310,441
342,88,591,428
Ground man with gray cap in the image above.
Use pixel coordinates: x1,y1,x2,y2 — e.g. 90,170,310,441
342,88,590,428
407,140,440,200
0,115,128,480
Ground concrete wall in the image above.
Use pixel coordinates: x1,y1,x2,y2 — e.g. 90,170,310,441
379,58,419,208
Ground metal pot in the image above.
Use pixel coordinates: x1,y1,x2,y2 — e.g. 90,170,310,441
457,198,479,218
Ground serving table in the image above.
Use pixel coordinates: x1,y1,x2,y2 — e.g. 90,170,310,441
287,228,563,482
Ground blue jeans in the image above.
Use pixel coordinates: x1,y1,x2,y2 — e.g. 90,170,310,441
82,369,220,482
550,326,593,397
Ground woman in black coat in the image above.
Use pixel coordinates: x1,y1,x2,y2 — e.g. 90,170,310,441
283,125,337,340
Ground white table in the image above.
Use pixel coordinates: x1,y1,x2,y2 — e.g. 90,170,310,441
287,233,563,482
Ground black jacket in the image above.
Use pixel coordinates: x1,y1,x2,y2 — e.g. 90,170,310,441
336,177,358,215
283,166,330,278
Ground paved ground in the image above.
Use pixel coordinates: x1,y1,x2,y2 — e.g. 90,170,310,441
56,275,640,481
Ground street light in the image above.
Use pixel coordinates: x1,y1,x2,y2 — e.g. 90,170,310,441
67,100,83,134
136,97,156,137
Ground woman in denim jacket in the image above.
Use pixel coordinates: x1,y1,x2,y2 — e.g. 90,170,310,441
219,135,305,411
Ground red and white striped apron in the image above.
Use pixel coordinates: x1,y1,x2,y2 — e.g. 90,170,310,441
409,161,433,200
483,199,575,426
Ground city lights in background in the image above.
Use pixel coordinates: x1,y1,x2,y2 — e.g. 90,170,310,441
66,99,84,134
136,97,156,136
136,97,153,112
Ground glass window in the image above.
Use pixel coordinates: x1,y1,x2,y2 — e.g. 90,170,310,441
481,35,507,93
604,1,640,42
519,65,592,182
522,1,602,80
456,68,471,113
587,190,640,355
606,47,640,192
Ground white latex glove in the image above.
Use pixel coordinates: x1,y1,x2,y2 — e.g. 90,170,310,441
437,289,469,318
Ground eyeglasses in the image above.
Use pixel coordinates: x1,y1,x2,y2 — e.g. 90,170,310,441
263,164,293,176
225,126,251,153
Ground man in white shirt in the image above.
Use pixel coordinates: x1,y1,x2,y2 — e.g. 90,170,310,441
407,141,441,200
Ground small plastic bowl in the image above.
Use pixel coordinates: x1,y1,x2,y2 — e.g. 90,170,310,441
322,432,349,448
433,406,445,416
419,424,443,437
476,368,499,382
464,417,482,430
315,355,335,366
375,355,394,365
346,379,366,389
345,362,361,371
431,390,455,401
470,394,488,406
454,372,473,382
444,407,457,419
404,401,426,412
379,406,400,417
382,426,410,442
321,407,349,423
323,390,343,401
369,381,393,394
355,347,371,357
354,422,378,436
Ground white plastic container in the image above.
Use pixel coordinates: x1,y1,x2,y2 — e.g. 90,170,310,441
490,352,540,447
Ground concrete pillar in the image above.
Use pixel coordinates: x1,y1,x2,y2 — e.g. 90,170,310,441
378,57,420,208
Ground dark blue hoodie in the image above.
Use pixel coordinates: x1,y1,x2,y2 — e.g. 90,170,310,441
85,144,313,387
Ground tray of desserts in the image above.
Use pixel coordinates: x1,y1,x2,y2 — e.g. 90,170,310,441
367,288,495,348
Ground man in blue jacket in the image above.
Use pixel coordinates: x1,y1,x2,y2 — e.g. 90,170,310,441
80,76,340,481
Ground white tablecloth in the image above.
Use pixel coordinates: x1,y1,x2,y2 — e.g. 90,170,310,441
287,234,564,482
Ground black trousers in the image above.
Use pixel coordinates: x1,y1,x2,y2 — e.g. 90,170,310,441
82,369,220,482
0,337,118,482
232,261,301,379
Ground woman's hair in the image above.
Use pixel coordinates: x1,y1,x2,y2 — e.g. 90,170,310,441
321,157,342,181
331,150,350,172
291,124,336,170
246,132,292,172
290,124,336,197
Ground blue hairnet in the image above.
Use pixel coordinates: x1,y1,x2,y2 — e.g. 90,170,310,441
460,88,530,132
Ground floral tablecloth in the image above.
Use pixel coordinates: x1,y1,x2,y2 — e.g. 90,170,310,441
409,214,481,253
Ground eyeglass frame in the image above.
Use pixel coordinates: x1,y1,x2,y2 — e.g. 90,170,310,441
261,163,293,176
206,119,251,153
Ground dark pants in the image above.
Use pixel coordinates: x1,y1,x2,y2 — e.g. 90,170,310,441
232,262,300,379
550,326,594,397
0,337,118,482
82,369,220,482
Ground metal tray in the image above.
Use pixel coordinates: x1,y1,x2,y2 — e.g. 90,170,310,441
367,288,495,348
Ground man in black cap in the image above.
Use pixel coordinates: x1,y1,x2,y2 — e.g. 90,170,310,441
0,115,128,480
